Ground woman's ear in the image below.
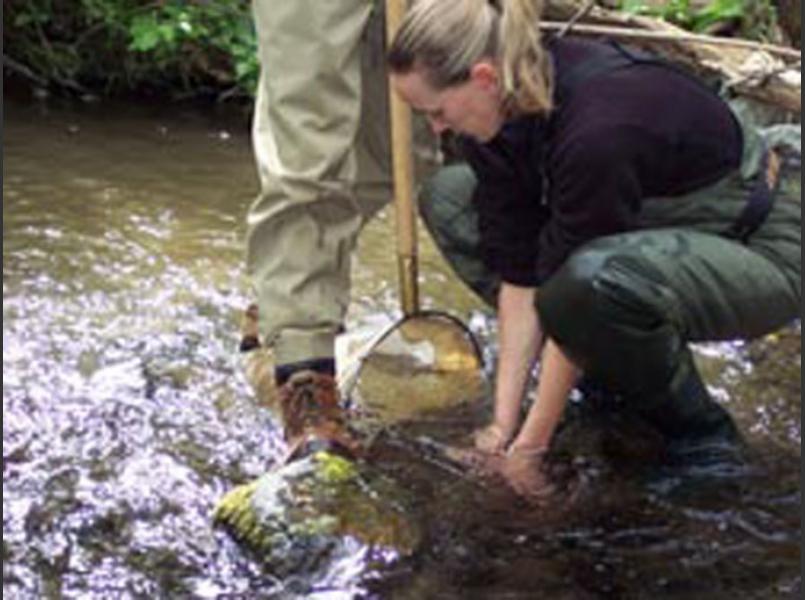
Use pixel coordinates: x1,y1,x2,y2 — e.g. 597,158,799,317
469,61,500,91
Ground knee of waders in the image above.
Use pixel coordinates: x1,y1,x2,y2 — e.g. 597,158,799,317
419,164,499,306
418,164,478,243
538,248,683,391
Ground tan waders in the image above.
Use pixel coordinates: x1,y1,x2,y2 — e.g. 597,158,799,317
246,0,392,373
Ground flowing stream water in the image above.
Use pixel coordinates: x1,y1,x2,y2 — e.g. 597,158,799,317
3,94,801,599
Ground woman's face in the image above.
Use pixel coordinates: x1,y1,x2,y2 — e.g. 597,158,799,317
391,62,505,142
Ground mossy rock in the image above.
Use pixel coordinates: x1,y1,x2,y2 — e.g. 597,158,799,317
214,451,421,574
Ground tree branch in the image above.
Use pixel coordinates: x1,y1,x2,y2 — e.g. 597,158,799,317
544,0,801,113
542,21,802,61
3,54,49,88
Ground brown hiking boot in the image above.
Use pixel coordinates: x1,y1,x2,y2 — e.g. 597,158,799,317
278,370,363,461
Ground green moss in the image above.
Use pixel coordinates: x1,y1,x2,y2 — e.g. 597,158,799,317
313,452,358,485
214,453,422,562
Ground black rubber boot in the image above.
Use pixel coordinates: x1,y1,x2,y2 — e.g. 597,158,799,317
635,350,745,475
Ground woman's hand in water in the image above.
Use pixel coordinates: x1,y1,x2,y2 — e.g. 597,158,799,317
499,444,555,501
473,422,514,454
447,438,556,503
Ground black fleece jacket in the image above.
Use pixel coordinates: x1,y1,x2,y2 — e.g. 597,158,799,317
458,38,744,287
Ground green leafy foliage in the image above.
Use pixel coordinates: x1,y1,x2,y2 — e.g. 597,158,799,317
3,0,786,100
4,0,258,100
618,0,779,40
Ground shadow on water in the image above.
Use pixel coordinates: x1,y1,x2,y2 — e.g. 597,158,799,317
3,94,801,599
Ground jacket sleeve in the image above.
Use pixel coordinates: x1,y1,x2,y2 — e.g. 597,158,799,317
460,133,549,287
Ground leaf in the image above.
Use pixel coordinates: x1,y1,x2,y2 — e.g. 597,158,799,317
620,0,649,14
157,23,178,46
692,0,746,31
128,16,162,53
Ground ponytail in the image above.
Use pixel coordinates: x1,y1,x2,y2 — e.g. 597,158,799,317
498,0,554,115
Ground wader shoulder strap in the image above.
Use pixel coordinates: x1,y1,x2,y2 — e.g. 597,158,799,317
723,146,782,243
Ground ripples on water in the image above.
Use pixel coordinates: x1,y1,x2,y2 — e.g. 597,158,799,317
3,96,801,599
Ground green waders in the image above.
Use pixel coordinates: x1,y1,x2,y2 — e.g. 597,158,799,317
419,113,801,455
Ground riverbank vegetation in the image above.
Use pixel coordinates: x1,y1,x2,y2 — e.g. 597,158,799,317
2,0,800,102
3,0,257,101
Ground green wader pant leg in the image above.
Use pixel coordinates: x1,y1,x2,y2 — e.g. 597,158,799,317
246,0,391,368
419,164,499,307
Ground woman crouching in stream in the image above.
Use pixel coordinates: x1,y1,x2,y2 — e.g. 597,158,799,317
387,0,801,498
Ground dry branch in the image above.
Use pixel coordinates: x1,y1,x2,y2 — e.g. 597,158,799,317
544,0,802,114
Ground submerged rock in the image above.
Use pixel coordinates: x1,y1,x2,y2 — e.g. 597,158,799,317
214,450,421,575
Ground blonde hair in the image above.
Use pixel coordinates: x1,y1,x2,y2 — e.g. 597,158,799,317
387,0,554,116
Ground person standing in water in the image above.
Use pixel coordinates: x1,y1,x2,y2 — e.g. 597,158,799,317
244,1,394,394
